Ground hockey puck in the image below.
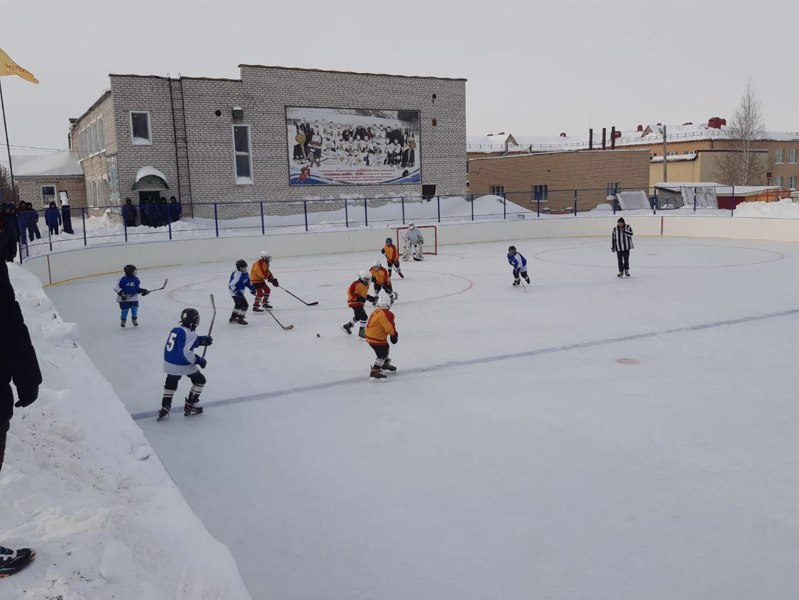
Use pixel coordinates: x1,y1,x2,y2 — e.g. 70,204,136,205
316,333,320,337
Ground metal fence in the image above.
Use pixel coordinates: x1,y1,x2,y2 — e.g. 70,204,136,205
6,186,781,262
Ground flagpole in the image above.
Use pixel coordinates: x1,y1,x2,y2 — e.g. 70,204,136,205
0,77,17,202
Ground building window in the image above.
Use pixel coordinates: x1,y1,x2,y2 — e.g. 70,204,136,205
40,185,56,207
789,149,797,164
489,185,504,196
607,182,621,195
789,176,797,189
773,175,783,186
775,148,784,164
130,111,152,145
532,184,548,201
107,156,120,203
233,125,253,184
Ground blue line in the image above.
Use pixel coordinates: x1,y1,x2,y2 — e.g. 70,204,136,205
131,307,799,420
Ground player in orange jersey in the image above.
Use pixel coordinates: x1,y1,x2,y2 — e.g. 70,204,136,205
381,237,403,278
369,260,396,304
250,250,279,311
342,271,375,338
364,295,398,379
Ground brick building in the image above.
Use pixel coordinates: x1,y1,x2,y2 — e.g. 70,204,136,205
468,149,651,212
68,65,467,216
14,151,86,208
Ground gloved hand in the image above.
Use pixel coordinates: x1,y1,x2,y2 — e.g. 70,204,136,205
366,295,376,303
14,385,39,408
140,289,149,296
199,335,213,346
195,356,207,369
271,278,279,288
250,289,256,296
390,333,398,345
611,248,616,253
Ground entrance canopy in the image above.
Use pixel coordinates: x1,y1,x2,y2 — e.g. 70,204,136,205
132,166,169,190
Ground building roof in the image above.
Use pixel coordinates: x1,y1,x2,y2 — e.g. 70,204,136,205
654,182,782,195
14,151,82,177
238,64,467,82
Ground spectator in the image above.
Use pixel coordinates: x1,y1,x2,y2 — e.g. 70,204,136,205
158,197,169,227
60,195,73,235
168,196,181,223
122,198,138,227
139,197,149,227
22,203,40,242
0,259,41,576
44,201,61,236
0,203,19,262
146,199,160,228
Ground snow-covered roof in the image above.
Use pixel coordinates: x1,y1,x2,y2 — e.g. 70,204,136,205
654,182,783,196
14,151,83,177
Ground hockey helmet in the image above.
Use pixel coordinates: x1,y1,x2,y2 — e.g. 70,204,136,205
358,270,370,283
260,250,272,261
385,237,393,244
180,308,200,331
370,259,381,269
508,246,517,254
376,295,392,309
236,259,247,271
408,223,415,229
124,264,137,277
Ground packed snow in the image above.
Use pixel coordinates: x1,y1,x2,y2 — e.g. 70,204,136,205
34,228,799,600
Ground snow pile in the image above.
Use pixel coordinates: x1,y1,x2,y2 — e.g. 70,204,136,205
2,265,250,599
734,198,799,218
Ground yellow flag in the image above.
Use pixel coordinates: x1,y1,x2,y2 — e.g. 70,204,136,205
0,48,39,84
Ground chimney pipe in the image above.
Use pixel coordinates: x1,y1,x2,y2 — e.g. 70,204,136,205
611,126,616,149
589,128,593,150
602,127,607,150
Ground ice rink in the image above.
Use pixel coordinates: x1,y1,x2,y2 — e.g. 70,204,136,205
47,235,799,600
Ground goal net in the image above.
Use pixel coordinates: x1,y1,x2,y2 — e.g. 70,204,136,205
395,225,438,256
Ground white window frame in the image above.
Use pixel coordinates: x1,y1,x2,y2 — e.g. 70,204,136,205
789,176,797,189
130,111,153,145
773,175,783,186
789,148,797,164
775,148,784,164
40,184,57,208
232,124,254,185
489,185,505,196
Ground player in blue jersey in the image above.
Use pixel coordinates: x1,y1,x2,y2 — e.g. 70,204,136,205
158,308,213,419
507,246,531,287
229,259,256,326
114,264,149,327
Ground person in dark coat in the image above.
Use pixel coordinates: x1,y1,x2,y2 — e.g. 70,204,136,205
0,204,19,262
168,196,181,223
146,199,160,228
158,197,169,226
60,196,73,235
0,259,41,576
122,198,138,227
139,198,149,227
22,203,40,242
44,201,61,236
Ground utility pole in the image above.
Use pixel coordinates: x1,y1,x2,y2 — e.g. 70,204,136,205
0,78,17,201
662,124,668,182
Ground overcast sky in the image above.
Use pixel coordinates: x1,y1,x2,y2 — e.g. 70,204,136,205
1,0,796,162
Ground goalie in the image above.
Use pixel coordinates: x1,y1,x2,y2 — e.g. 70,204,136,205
401,223,425,261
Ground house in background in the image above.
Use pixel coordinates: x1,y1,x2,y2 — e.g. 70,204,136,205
14,151,86,208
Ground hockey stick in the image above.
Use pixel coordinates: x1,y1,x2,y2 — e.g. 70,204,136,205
266,308,294,330
150,278,168,292
280,287,319,306
202,294,216,358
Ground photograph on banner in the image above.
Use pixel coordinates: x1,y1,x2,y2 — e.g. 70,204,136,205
286,107,420,185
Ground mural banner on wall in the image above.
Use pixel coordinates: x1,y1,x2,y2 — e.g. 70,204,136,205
286,107,420,185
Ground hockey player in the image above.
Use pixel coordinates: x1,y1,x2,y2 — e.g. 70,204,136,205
381,237,404,278
114,264,149,328
250,250,279,311
229,259,256,325
158,308,213,419
401,223,424,261
507,246,531,287
369,260,396,303
365,295,398,379
611,217,634,277
343,271,376,339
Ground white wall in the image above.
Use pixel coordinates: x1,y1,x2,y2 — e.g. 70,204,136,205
24,215,799,286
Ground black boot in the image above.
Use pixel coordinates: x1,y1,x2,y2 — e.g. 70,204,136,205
342,322,353,335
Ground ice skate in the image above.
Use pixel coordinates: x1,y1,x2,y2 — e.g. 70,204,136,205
229,312,238,323
342,322,353,335
369,367,387,380
120,319,126,328
523,274,531,284
0,546,36,577
513,279,520,287
237,316,249,326
381,359,397,372
157,406,170,421
617,272,624,278
132,318,139,327
358,328,366,339
625,270,630,277
252,305,264,313
184,402,204,416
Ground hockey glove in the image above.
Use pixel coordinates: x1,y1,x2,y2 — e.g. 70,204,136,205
198,335,213,346
270,278,279,287
195,356,207,369
366,295,376,303
250,289,256,296
381,248,386,254
140,289,149,296
14,385,39,408
390,333,398,345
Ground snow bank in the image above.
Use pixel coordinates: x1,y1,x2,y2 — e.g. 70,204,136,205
733,198,799,218
2,265,250,600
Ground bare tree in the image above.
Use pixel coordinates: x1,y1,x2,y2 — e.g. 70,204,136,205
715,79,769,185
0,163,18,204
